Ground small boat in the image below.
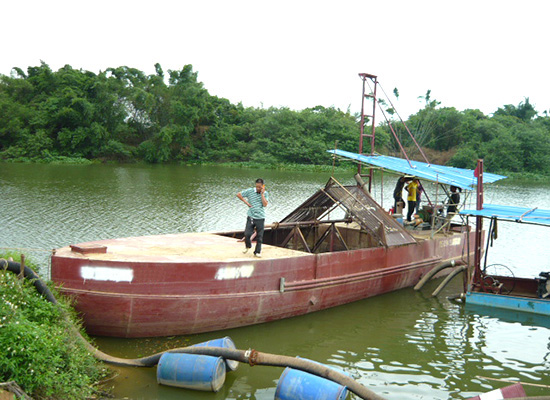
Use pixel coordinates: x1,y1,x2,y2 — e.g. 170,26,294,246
459,198,550,316
466,382,526,400
50,74,507,338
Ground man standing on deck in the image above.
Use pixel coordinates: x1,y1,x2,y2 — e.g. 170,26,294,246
405,178,419,222
237,179,269,257
447,185,461,215
415,180,424,214
393,176,407,212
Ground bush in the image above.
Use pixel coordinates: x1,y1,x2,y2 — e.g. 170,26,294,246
0,254,109,399
98,139,133,161
448,146,479,169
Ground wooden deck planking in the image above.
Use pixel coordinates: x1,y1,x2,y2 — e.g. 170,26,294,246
54,232,310,262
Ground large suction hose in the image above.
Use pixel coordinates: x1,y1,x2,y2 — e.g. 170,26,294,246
0,259,387,400
413,259,457,291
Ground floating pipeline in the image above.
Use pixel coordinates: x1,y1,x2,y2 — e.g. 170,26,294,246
192,336,240,371
157,352,227,392
0,259,387,400
276,357,350,400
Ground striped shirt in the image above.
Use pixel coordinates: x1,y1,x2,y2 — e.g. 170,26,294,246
241,188,269,219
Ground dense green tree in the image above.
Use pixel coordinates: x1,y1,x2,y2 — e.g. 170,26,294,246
494,97,537,121
448,145,479,170
515,123,550,174
1,62,550,176
482,130,523,173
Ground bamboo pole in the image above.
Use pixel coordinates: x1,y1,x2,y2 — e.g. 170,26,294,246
476,376,550,389
0,381,33,400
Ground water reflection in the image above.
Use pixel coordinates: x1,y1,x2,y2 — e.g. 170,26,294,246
2,163,550,399
91,278,550,399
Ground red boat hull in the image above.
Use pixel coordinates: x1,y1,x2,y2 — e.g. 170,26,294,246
50,230,474,338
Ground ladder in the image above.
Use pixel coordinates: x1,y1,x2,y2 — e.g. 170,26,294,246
358,73,378,191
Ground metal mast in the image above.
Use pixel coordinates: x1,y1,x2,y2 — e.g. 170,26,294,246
358,73,378,191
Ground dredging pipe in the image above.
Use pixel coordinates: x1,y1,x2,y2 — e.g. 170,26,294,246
0,259,387,400
431,265,467,297
413,259,457,291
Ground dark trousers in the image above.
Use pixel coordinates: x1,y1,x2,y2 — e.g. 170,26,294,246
407,201,417,221
245,217,265,254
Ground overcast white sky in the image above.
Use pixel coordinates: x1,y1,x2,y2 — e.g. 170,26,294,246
2,0,549,119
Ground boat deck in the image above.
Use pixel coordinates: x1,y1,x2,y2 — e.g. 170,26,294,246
55,222,466,264
54,232,311,263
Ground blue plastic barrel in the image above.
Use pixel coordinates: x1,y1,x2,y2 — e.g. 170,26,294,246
157,352,226,392
192,336,239,371
275,358,348,400
392,213,404,225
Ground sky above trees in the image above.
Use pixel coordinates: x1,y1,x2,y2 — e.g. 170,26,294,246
2,0,549,119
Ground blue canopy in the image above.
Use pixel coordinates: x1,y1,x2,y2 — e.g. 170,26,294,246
460,204,550,227
327,149,507,189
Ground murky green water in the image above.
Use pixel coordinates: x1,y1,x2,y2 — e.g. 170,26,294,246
1,163,550,399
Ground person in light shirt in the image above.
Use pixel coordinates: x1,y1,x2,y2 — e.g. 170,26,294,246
237,178,269,257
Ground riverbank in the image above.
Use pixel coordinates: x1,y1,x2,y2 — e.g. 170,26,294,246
0,253,110,399
2,156,549,183
0,157,358,174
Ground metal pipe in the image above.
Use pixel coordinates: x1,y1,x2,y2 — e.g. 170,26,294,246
431,265,467,297
473,159,485,290
413,260,456,291
378,82,430,165
266,218,352,230
358,74,367,175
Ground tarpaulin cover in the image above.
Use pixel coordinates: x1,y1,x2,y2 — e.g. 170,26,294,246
327,149,507,189
460,203,550,226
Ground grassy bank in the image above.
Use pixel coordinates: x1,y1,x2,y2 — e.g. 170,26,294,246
0,253,110,399
1,155,94,165
2,157,549,182
200,160,357,173
0,157,358,173
498,170,550,184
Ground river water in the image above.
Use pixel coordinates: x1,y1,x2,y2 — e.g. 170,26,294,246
1,163,550,399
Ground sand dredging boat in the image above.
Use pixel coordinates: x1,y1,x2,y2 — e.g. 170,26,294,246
50,73,506,338
50,175,471,337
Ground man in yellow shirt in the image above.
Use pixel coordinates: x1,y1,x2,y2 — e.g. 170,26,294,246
405,178,419,222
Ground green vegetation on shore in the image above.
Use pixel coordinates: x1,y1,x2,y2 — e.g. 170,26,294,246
0,253,109,399
1,62,549,176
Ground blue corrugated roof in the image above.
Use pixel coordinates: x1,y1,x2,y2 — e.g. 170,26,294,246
327,149,507,189
460,204,550,226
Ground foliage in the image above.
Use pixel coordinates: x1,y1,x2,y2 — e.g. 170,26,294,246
1,62,550,176
382,90,550,175
0,253,109,399
494,97,537,121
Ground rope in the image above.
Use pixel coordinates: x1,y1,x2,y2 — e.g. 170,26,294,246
364,80,413,167
378,82,431,165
